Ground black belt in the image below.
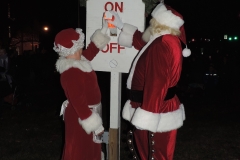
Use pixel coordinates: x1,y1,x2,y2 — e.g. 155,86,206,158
126,89,143,103
126,86,176,103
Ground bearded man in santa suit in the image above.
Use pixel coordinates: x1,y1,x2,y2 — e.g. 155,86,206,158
53,17,110,160
108,2,191,160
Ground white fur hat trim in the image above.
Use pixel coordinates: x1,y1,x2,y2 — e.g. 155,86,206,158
151,3,184,30
53,28,85,57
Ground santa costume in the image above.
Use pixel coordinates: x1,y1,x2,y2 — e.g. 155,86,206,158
109,2,190,160
54,27,110,160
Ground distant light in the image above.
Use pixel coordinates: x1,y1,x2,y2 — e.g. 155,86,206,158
234,36,238,40
43,27,49,31
192,38,195,42
228,37,232,41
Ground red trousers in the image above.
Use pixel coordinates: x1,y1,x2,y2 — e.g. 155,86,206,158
134,129,177,160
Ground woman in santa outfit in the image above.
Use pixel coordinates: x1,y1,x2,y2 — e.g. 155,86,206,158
108,2,191,160
53,17,110,160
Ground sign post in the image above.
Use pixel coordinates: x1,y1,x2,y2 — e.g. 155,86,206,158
86,1,145,159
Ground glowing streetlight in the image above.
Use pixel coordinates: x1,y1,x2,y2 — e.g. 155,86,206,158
43,26,49,31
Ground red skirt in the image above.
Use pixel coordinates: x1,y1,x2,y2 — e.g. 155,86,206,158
62,105,101,160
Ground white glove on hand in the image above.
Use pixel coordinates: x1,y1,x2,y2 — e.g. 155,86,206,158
108,11,124,30
101,16,108,34
93,125,104,143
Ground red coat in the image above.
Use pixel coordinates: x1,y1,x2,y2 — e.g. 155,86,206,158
56,30,110,160
120,24,185,133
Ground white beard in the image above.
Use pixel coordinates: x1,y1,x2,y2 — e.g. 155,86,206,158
142,26,152,43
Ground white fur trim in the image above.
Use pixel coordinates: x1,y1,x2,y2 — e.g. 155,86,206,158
157,104,185,132
131,104,185,133
78,112,103,134
127,34,161,89
94,125,104,135
53,28,85,57
90,29,110,50
122,100,136,121
151,3,184,30
118,23,137,48
142,27,151,43
60,100,69,120
131,107,160,132
122,23,138,35
55,56,92,74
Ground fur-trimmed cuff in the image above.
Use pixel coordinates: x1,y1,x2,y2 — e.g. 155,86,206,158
122,100,136,121
78,112,103,134
131,104,185,133
122,23,138,35
90,29,111,50
94,125,104,135
118,23,137,48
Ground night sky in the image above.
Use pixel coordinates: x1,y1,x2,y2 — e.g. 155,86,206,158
168,0,240,38
6,0,240,42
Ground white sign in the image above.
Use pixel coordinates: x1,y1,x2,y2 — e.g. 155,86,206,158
86,0,145,73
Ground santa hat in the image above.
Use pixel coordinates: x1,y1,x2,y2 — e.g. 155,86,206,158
151,3,191,57
53,28,85,57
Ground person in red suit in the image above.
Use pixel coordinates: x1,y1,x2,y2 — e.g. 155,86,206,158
53,17,110,160
108,2,191,160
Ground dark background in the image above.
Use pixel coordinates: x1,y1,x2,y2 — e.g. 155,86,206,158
1,0,240,49
1,1,240,159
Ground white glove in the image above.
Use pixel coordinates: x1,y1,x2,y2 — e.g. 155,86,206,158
93,125,104,143
108,11,124,30
101,16,108,34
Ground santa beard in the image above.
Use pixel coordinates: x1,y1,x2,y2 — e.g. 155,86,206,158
142,26,152,43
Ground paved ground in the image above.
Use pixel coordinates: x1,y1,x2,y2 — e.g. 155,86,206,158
1,71,240,160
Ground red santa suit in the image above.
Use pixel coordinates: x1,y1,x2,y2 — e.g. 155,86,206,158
54,28,110,160
119,3,190,160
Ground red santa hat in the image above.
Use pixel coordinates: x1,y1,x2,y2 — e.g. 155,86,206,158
53,28,85,57
151,3,191,57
